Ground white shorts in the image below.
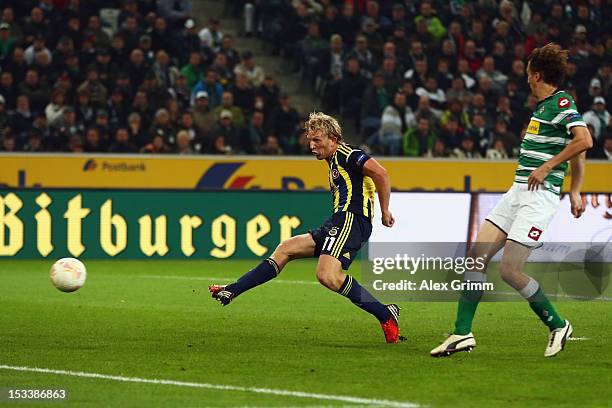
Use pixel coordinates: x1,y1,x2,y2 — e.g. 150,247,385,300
485,182,560,247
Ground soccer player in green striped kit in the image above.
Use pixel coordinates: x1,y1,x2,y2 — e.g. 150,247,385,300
431,43,593,358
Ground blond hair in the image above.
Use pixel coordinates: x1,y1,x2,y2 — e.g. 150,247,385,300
305,111,342,142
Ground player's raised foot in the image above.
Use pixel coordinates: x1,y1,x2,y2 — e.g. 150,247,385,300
544,320,573,357
430,333,476,357
380,304,401,343
208,284,235,306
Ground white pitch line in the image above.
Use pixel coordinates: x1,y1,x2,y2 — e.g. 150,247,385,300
567,337,590,341
0,365,419,408
142,275,319,285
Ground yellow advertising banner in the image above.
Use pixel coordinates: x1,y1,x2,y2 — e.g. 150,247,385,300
1,154,610,192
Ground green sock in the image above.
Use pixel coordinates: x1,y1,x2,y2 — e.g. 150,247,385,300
453,272,485,335
519,277,564,330
528,288,565,330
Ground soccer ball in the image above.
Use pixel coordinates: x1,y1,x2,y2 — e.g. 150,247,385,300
50,258,87,292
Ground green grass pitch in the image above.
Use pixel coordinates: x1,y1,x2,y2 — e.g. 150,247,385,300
1,259,611,407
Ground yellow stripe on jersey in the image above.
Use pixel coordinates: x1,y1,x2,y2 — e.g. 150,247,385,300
362,176,375,218
332,212,354,258
337,144,352,155
335,154,353,212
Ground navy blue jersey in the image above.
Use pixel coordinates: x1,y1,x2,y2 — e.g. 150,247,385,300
327,144,375,219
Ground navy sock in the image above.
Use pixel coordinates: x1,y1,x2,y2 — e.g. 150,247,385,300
226,258,279,296
337,275,391,322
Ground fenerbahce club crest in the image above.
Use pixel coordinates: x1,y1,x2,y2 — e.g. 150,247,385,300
331,169,340,179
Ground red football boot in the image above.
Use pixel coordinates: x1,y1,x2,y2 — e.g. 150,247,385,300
208,284,235,306
380,304,401,343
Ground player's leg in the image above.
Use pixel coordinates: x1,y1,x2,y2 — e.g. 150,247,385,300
502,187,571,357
315,254,400,342
430,220,506,356
209,234,315,305
453,220,507,336
315,212,400,342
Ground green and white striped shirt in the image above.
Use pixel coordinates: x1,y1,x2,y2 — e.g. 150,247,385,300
515,90,587,195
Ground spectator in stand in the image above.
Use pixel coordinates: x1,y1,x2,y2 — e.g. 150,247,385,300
210,52,233,88
10,94,33,137
583,97,611,147
234,51,265,87
297,21,328,84
213,91,245,129
84,15,110,49
416,76,446,112
0,72,17,110
336,3,359,48
414,95,440,126
241,110,266,154
77,65,107,108
212,109,241,153
424,138,449,158
150,16,176,55
45,90,67,127
403,116,438,157
199,18,223,49
468,113,493,156
141,134,171,153
192,70,223,108
440,116,465,150
375,90,415,155
24,131,44,152
215,34,239,69
83,126,104,152
485,138,510,159
108,127,137,153
451,135,482,158
403,58,428,90
149,108,176,146
0,23,16,61
348,35,375,80
192,91,215,143
589,133,612,160
257,75,280,121
157,0,192,29
360,71,390,141
230,73,255,117
1,134,16,151
318,34,345,111
271,93,300,151
490,117,519,158
19,69,50,114
178,18,202,63
260,135,283,155
476,56,508,92
415,1,446,43
339,57,369,129
174,129,197,154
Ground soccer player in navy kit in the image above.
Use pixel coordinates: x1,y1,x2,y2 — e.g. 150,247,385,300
209,112,401,343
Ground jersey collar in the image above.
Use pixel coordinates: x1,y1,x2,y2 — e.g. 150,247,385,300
536,89,562,108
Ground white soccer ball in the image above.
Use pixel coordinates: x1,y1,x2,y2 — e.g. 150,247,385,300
50,258,87,292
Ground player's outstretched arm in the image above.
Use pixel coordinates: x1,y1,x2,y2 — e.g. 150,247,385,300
527,126,593,191
569,151,586,218
363,158,395,227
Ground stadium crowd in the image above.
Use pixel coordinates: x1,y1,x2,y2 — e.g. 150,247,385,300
0,0,610,159
248,0,612,159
